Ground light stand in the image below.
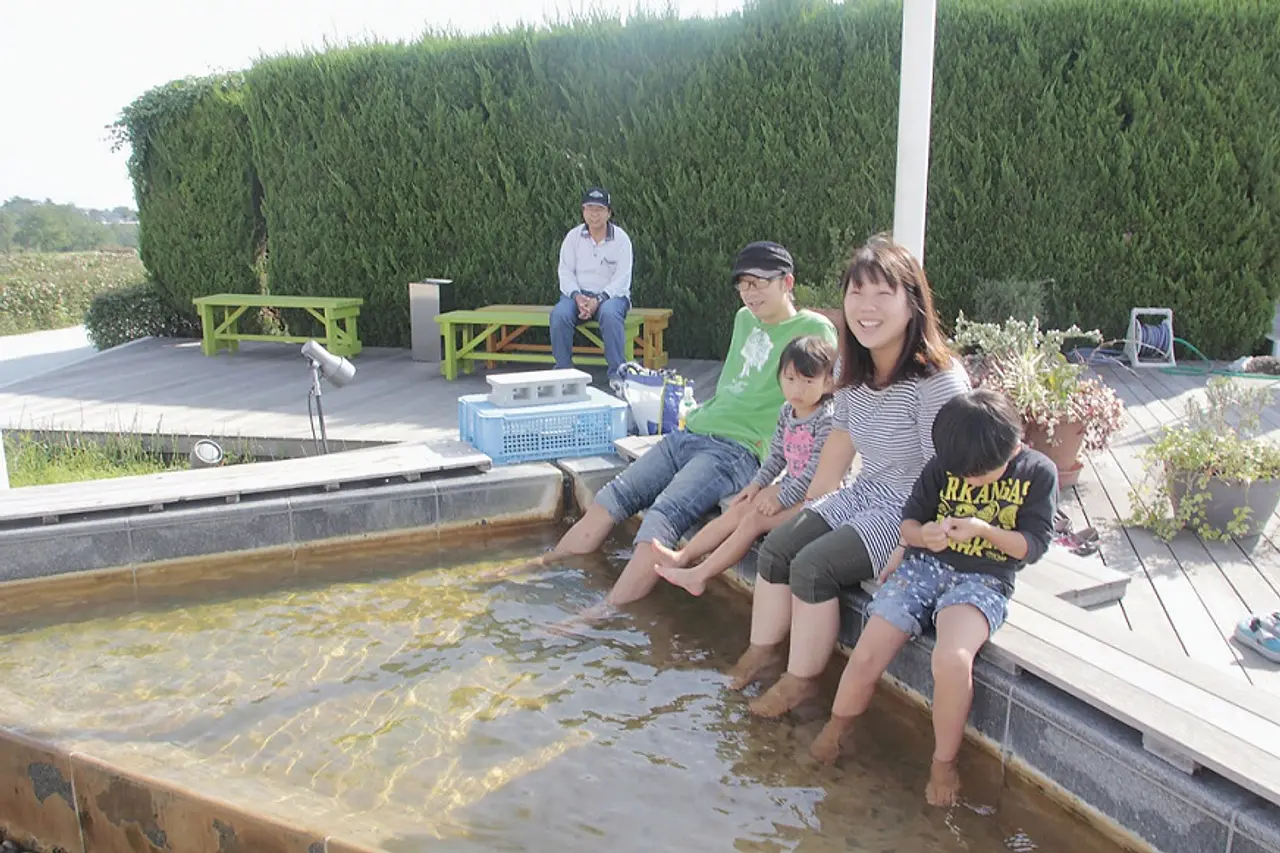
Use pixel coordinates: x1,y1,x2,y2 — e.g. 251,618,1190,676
307,357,330,455
300,339,356,456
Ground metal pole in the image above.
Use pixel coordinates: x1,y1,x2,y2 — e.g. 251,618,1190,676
0,429,8,490
891,0,939,264
309,361,330,455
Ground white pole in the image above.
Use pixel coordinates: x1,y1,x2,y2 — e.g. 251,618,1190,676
0,430,8,490
892,0,939,265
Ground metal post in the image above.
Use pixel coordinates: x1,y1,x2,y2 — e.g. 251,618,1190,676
0,429,8,490
410,279,453,362
891,0,939,264
309,360,330,455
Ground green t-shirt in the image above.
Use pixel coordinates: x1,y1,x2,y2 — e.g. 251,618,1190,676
685,307,838,461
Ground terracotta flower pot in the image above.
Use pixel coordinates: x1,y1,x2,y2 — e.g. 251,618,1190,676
1024,419,1086,488
1168,472,1280,538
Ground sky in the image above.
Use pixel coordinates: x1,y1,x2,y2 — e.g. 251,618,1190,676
0,0,743,211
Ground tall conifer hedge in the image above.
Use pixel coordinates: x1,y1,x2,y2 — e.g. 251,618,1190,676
117,0,1280,358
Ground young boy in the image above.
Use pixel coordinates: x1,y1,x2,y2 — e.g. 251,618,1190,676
808,388,1057,807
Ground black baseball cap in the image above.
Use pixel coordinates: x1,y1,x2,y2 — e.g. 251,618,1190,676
582,187,611,208
731,241,794,282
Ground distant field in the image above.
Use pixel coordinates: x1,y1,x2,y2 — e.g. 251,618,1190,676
0,250,145,336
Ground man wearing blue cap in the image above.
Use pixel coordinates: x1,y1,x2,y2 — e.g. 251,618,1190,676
552,187,634,381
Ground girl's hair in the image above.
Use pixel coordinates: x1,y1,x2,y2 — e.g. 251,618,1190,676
777,334,838,381
837,234,953,390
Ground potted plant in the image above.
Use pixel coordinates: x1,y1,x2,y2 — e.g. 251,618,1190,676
953,314,1125,487
1129,378,1280,540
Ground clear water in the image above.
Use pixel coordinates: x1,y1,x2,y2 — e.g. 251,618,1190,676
0,530,1129,853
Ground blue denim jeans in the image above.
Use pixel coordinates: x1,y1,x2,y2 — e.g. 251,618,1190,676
594,430,759,547
551,293,630,378
868,553,1011,637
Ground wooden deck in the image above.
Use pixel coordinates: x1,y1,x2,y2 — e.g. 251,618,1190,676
0,337,724,454
2,336,1278,695
1068,363,1280,697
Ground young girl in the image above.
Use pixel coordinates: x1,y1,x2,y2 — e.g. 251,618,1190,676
654,335,837,596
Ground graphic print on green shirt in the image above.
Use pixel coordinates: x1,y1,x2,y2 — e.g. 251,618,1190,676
684,307,837,460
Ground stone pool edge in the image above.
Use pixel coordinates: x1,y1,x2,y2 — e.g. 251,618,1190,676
0,454,1277,853
0,726,382,853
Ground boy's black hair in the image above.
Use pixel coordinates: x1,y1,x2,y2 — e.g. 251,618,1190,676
931,388,1023,477
777,334,837,381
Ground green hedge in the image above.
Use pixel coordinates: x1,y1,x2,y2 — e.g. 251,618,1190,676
120,0,1280,358
84,280,202,351
113,75,263,313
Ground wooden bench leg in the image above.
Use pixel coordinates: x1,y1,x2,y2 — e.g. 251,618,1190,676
197,304,217,356
440,322,458,380
340,312,362,357
223,307,239,353
461,326,475,375
323,308,339,356
485,326,500,370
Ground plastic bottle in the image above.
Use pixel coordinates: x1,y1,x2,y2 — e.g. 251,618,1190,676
677,386,697,431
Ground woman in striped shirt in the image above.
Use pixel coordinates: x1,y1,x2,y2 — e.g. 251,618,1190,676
732,235,971,717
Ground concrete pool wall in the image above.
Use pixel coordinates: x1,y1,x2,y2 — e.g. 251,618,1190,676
0,455,1276,853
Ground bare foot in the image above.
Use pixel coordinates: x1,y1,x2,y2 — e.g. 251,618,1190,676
727,643,785,690
546,601,618,637
925,758,961,807
651,541,686,569
655,565,707,597
749,672,820,718
474,554,549,583
809,715,854,764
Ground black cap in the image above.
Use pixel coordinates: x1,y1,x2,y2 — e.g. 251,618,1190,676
582,187,611,208
731,241,794,282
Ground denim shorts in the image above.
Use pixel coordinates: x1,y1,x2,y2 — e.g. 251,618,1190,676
594,430,759,547
867,553,1011,637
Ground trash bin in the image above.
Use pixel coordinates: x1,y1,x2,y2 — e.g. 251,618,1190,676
409,279,454,362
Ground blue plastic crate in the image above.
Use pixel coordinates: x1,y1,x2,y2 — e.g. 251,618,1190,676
457,387,628,464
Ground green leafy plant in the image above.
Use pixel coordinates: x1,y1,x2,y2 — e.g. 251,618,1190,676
1128,378,1280,540
84,280,201,350
953,313,1124,453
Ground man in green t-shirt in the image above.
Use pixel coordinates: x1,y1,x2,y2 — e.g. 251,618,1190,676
542,241,838,610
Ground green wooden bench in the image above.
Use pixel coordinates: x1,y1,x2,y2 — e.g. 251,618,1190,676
193,294,364,358
433,304,672,380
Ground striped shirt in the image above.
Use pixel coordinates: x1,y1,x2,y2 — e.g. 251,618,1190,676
750,399,835,507
809,361,971,570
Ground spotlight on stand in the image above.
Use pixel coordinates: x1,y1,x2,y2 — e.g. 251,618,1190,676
301,340,356,455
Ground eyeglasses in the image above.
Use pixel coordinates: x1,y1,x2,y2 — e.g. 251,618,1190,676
734,275,783,292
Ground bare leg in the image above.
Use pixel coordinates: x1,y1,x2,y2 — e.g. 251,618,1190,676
656,501,751,570
727,575,793,690
604,540,664,607
658,506,791,596
545,504,616,562
477,505,615,583
748,596,840,717
552,540,669,632
810,616,910,763
926,604,990,807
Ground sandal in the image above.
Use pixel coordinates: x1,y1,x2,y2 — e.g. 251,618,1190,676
1234,612,1280,662
1053,525,1100,557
